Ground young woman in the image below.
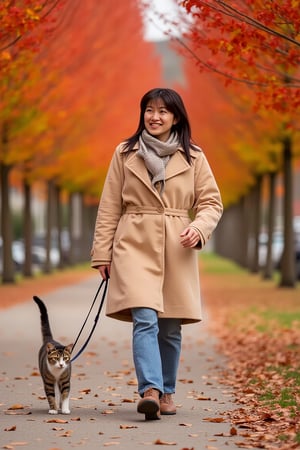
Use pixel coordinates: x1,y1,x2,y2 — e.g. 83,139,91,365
91,88,223,420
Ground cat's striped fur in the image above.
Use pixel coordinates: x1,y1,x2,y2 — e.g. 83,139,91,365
33,296,73,414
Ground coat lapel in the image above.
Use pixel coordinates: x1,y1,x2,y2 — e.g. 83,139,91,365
125,150,151,187
125,150,191,183
125,151,163,202
165,150,191,180
124,147,196,201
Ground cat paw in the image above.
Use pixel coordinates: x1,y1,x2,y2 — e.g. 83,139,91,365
61,409,70,414
48,409,58,414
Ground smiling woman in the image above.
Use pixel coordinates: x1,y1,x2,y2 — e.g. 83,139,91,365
91,87,223,421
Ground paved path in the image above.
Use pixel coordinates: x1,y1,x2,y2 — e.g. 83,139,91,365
1,275,241,450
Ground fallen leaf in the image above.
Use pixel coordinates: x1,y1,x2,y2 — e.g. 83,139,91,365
59,430,73,437
5,442,28,446
8,404,24,410
127,378,138,386
46,419,69,423
4,410,31,416
79,388,91,394
120,424,138,429
4,425,16,431
203,417,225,423
178,379,194,384
84,351,98,357
153,439,177,445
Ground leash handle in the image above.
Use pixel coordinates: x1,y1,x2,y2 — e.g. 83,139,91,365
71,277,109,362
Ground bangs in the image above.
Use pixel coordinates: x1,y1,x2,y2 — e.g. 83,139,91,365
141,89,178,115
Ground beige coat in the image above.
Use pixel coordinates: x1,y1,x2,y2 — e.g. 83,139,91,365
91,143,223,324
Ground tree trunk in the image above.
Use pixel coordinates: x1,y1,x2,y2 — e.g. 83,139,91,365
248,176,262,273
23,179,33,277
67,192,75,265
263,171,276,279
69,192,83,264
44,179,55,274
0,161,15,283
55,184,64,269
77,193,86,262
279,136,295,287
214,199,247,265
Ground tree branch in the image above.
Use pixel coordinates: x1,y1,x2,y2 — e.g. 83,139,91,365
0,0,66,51
189,0,300,48
174,36,268,87
175,35,300,88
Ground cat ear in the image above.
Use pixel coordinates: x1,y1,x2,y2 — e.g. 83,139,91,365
47,342,55,352
66,344,74,353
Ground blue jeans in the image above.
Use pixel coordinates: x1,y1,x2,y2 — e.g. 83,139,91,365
131,307,182,396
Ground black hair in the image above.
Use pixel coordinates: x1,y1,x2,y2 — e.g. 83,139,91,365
124,88,198,164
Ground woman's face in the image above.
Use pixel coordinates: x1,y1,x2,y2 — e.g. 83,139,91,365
144,99,177,142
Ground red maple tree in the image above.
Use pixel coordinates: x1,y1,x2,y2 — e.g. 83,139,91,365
180,0,300,112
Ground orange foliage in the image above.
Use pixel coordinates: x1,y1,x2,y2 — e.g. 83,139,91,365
176,48,298,206
0,1,68,73
181,0,300,113
1,0,162,197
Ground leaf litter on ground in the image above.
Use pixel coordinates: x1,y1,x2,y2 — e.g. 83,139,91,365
200,255,300,449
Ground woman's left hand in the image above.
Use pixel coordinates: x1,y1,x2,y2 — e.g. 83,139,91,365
180,227,200,248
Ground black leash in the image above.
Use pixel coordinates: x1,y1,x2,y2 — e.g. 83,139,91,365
71,277,109,362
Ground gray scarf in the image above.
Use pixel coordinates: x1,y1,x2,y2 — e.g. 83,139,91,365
137,130,179,193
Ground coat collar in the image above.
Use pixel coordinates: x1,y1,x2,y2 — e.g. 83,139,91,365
121,141,200,202
120,141,201,156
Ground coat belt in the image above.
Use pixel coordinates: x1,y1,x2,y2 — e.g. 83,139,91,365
123,206,189,217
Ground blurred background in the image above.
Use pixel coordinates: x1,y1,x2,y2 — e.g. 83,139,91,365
0,0,299,286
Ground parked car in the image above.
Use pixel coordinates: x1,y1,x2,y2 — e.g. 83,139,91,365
0,236,60,274
259,231,300,279
31,235,60,267
0,238,23,273
258,231,284,268
276,233,300,278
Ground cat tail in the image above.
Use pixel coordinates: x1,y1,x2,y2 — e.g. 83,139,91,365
33,296,53,343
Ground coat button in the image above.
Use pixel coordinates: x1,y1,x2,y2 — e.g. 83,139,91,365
157,206,164,213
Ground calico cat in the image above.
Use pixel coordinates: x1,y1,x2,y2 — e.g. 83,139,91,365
33,296,73,414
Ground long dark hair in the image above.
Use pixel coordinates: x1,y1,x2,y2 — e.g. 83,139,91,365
124,88,198,164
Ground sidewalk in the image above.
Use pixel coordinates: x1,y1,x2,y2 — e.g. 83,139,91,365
1,275,241,450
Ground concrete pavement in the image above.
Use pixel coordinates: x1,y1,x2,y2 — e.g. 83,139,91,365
1,275,242,450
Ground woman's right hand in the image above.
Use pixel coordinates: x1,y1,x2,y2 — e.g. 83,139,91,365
98,265,111,280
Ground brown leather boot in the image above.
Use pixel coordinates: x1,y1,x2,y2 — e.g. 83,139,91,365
137,388,160,420
159,393,176,415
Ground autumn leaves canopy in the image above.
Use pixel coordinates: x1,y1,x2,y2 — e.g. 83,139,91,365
0,0,299,206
